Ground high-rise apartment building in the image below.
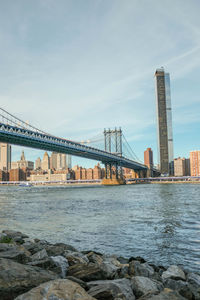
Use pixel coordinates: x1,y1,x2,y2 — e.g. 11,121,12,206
190,151,200,176
0,143,11,171
144,148,153,169
155,68,174,175
41,152,50,171
174,157,190,176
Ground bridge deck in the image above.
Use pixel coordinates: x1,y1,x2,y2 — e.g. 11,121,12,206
0,123,147,170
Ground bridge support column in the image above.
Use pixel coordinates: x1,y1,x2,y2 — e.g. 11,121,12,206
102,162,125,185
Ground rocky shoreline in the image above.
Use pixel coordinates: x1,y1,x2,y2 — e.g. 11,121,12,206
0,230,199,300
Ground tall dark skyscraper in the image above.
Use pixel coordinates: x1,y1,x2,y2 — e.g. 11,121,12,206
155,67,174,175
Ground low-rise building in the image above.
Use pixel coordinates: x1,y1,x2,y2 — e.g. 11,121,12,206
9,168,26,181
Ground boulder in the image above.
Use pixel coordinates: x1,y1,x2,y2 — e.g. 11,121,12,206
87,251,104,264
187,272,200,287
87,253,123,279
67,262,106,281
50,256,69,278
28,256,69,278
88,278,135,300
164,278,194,300
30,249,48,261
100,255,122,279
14,279,96,300
65,251,89,266
66,276,88,290
2,230,29,244
162,265,186,281
45,243,77,256
0,244,31,264
129,261,156,278
131,276,163,298
22,241,47,255
137,288,188,300
67,254,123,282
0,258,58,300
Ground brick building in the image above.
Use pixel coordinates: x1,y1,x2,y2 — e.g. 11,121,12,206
9,168,26,181
190,151,200,176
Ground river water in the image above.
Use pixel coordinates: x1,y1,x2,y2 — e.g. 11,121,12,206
0,183,199,272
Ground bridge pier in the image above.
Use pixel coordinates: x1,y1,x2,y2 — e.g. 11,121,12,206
102,162,126,185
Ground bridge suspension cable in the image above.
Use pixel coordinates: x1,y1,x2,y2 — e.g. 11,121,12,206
0,107,49,135
122,134,142,163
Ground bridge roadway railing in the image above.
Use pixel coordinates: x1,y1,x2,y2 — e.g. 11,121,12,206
0,123,147,171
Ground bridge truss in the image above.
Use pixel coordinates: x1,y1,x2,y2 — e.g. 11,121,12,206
0,107,147,178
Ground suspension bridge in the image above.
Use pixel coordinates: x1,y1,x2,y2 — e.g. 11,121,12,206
0,107,149,184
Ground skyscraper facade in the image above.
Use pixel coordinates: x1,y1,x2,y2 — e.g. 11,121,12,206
0,143,11,171
155,68,174,175
144,148,153,169
41,152,50,171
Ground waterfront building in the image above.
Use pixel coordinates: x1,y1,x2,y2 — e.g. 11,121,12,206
87,168,93,180
174,157,190,176
93,163,102,179
144,148,153,169
41,152,50,171
74,166,82,180
0,143,11,171
81,168,87,180
35,157,41,170
155,68,174,175
30,172,68,182
9,168,26,181
11,151,34,170
0,170,9,181
190,151,200,176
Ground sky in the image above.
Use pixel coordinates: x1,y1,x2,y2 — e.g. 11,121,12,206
0,0,200,167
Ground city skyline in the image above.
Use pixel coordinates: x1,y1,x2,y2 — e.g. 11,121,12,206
0,1,200,166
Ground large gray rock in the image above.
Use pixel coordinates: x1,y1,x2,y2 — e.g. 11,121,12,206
65,251,89,266
14,279,96,300
164,278,194,300
67,253,124,281
0,244,31,264
88,278,135,300
131,276,163,298
28,256,69,278
0,258,58,300
2,230,29,244
162,265,186,281
138,288,188,299
30,249,48,261
67,262,106,281
129,261,155,278
187,272,200,287
22,241,47,255
86,252,123,279
45,243,77,256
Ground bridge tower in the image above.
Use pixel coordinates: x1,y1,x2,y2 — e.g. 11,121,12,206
102,128,125,185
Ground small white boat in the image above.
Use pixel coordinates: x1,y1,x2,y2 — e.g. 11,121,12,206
18,182,33,187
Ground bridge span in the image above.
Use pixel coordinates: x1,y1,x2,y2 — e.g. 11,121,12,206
0,122,147,173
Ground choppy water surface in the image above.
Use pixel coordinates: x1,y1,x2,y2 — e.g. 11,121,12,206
0,183,199,272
